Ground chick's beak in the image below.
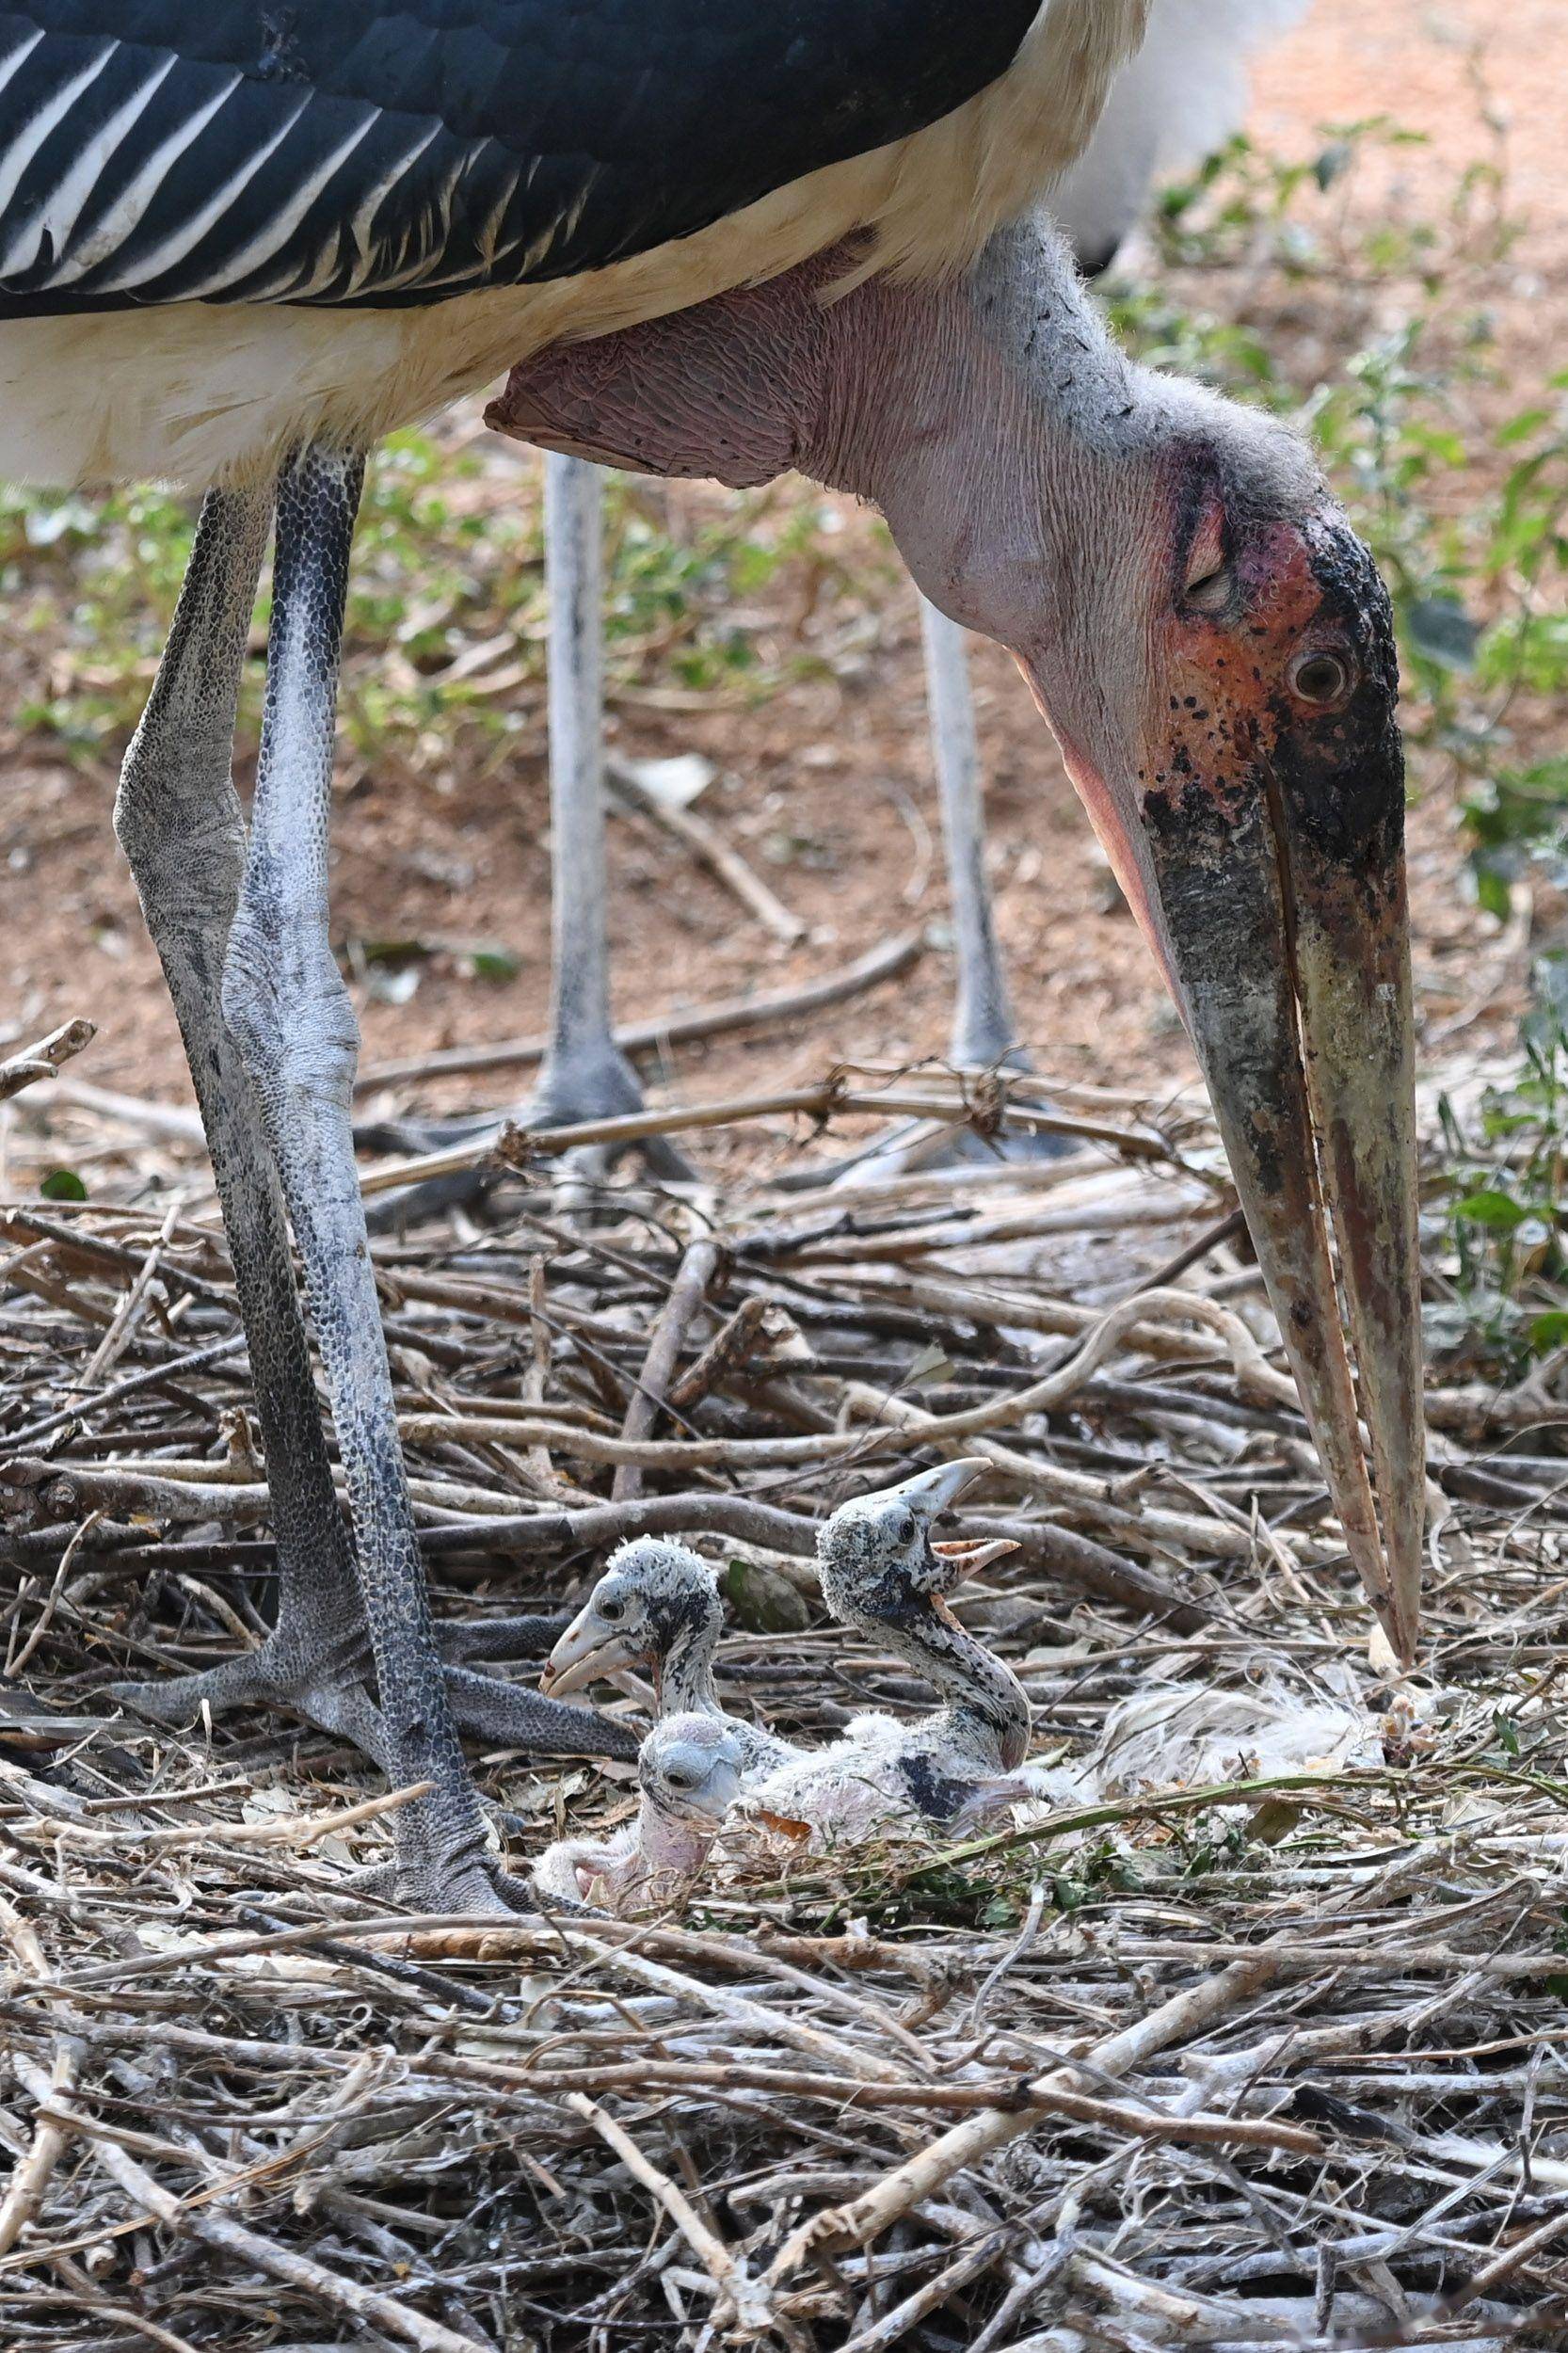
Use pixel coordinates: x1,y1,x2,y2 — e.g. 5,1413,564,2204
884,1457,992,1520
1125,541,1424,1664
540,1606,637,1698
931,1537,1021,1576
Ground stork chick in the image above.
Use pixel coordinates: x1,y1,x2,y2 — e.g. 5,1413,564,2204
744,1461,1028,1848
532,1713,745,1916
541,1538,801,1783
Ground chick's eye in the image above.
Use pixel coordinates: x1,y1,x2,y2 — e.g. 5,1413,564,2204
1289,648,1353,707
899,1511,918,1544
599,1596,624,1623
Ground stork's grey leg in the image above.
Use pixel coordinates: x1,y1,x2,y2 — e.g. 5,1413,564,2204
525,456,690,1175
216,444,516,1909
920,596,1021,1070
359,454,690,1209
108,483,375,1743
534,454,642,1129
832,599,1073,1185
104,475,640,1792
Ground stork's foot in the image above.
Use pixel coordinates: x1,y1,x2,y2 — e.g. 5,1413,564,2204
386,1845,598,1917
361,1043,696,1229
833,1114,1079,1187
442,1664,639,1761
379,1764,600,1917
391,1843,542,1917
776,1108,1078,1192
436,1610,568,1665
520,1042,697,1182
110,1635,392,1768
111,1645,637,1769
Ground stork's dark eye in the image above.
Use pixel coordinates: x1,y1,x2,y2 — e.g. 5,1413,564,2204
599,1596,624,1623
665,1765,697,1790
899,1510,918,1544
1288,648,1353,707
1183,563,1234,615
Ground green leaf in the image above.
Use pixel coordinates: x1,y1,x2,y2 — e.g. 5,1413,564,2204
1454,1189,1528,1230
40,1168,87,1201
1528,1311,1568,1352
1474,866,1513,922
353,936,430,968
468,948,520,984
1496,408,1551,447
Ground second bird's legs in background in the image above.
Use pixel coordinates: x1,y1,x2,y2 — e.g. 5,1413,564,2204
825,597,1074,1184
530,454,691,1176
359,452,689,1201
367,456,1051,1203
920,593,1023,1072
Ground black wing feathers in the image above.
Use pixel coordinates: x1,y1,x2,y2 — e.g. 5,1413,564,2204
0,2,1042,312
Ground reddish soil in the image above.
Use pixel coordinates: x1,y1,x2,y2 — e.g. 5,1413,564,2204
2,0,1561,1190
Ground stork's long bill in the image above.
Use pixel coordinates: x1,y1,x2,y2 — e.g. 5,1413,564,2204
1052,516,1424,1664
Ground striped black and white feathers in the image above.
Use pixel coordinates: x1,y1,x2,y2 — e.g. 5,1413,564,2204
0,3,1149,485
0,3,1049,314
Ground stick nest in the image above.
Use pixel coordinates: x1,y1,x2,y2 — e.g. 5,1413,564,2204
2,1074,1566,2350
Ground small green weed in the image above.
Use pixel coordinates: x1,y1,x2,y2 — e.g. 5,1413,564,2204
1,433,884,780
1436,1003,1568,1374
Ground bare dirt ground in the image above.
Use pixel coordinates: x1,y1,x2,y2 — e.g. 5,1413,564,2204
0,0,1560,1181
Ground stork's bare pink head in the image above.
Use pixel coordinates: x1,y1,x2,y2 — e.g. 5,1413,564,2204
490,215,1424,1662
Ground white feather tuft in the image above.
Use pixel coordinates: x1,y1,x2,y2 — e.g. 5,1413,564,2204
1050,0,1312,260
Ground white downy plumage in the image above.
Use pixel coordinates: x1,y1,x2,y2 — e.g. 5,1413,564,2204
743,1462,1033,1851
540,1537,801,1785
531,1712,746,1915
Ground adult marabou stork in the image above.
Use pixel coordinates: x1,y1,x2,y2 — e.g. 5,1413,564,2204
0,2,1422,1912
494,0,1312,1182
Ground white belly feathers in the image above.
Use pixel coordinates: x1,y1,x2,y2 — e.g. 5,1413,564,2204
0,0,1143,490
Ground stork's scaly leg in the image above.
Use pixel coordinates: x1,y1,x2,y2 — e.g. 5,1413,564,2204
216,443,615,1909
109,483,380,1754
107,488,592,1769
363,455,690,1212
533,454,648,1138
832,599,1071,1184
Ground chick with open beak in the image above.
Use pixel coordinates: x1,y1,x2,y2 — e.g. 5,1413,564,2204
744,1460,1031,1845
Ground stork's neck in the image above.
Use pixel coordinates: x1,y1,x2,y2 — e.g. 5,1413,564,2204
490,220,1144,670
855,1594,1031,1774
802,225,1141,652
637,1789,719,1879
